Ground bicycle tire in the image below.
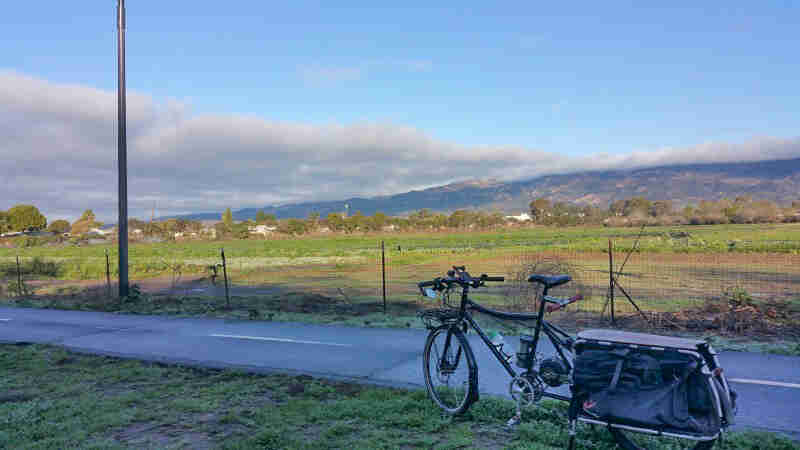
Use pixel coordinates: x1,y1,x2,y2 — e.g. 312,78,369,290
609,427,716,450
422,325,478,415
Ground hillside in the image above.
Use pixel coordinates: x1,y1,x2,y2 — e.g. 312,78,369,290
172,157,800,221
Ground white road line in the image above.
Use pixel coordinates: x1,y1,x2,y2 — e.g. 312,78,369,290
210,334,352,347
729,378,800,389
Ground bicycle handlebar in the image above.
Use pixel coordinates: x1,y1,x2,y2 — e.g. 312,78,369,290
417,269,504,296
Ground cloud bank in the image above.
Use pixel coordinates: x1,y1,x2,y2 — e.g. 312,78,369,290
1,71,799,222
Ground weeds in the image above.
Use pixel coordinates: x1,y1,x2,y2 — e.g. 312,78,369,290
2,344,798,450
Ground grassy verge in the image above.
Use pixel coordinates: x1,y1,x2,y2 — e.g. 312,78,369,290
1,344,798,450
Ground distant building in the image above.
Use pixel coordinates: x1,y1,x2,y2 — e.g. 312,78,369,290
505,213,532,222
248,224,277,236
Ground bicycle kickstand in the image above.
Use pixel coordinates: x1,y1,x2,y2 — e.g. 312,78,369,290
505,401,523,429
567,419,577,450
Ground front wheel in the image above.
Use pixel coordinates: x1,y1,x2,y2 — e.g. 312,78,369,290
609,427,716,450
423,325,478,414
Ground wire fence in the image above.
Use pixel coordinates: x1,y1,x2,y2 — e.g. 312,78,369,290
2,241,799,322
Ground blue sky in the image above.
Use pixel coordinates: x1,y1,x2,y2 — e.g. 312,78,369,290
2,1,799,220
4,1,798,152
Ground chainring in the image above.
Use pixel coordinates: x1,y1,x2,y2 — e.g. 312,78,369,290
509,375,544,408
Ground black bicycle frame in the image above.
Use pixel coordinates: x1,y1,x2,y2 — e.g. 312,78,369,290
441,283,575,402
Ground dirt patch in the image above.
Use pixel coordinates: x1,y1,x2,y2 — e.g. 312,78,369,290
112,422,213,450
648,296,800,338
550,295,800,342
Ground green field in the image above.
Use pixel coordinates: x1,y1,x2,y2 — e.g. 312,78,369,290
2,224,799,331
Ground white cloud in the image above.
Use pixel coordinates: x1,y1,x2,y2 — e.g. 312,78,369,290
1,71,799,222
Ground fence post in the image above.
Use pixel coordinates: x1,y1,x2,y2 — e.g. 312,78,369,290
105,249,112,297
608,239,615,325
16,255,22,297
221,248,230,308
381,240,387,314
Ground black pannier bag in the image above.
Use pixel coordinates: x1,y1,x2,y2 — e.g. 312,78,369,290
572,341,722,438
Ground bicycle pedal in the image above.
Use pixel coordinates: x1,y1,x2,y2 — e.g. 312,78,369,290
505,413,522,429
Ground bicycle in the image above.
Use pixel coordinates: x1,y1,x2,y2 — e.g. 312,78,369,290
417,266,737,450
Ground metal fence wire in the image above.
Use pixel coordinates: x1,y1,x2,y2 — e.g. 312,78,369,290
2,240,799,321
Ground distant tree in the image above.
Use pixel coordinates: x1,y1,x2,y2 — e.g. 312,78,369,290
255,210,267,223
529,198,551,222
71,210,103,235
222,208,234,230
307,212,320,231
751,199,780,223
408,209,433,226
7,204,47,231
128,218,147,230
609,200,626,216
447,210,471,228
279,218,308,236
622,197,651,217
232,222,251,239
47,219,71,234
70,209,104,235
213,222,228,239
344,211,365,233
370,212,387,231
326,213,345,232
0,210,10,234
649,200,672,217
186,220,203,234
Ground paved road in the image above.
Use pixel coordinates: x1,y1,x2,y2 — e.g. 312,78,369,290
2,307,799,438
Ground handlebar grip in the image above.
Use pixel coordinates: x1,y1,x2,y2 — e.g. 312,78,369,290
418,280,437,296
483,276,504,282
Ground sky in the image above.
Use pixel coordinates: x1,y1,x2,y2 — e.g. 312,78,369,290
1,1,799,222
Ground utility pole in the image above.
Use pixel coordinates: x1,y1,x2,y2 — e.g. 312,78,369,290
117,0,129,298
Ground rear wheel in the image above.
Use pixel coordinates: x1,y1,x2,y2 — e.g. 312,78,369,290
609,427,716,450
423,326,477,414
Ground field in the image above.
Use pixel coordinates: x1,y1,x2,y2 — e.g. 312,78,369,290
2,344,798,450
2,223,800,342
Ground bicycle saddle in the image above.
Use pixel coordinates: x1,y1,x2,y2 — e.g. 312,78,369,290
527,274,571,288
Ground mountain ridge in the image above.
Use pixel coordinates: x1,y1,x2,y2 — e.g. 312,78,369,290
165,157,800,221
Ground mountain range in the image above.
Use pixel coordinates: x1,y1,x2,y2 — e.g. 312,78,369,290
170,157,800,221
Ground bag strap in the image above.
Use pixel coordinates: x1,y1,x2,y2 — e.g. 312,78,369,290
608,349,630,391
672,360,700,422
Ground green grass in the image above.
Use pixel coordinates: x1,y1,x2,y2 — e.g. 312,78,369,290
1,344,797,449
2,223,799,274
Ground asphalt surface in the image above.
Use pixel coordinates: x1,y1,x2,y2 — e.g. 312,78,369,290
1,306,799,438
